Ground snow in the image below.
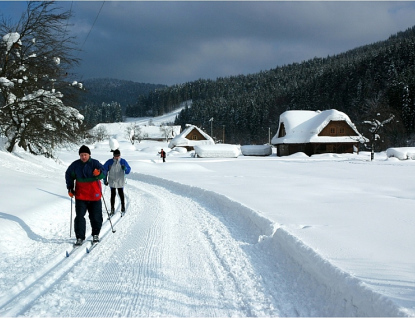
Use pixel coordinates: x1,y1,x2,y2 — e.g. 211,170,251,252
241,144,273,156
386,147,415,160
0,77,14,88
194,144,241,158
2,32,21,51
0,110,415,316
109,137,119,151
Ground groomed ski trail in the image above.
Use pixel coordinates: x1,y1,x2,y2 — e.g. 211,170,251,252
6,174,300,317
1,173,405,317
0,212,124,317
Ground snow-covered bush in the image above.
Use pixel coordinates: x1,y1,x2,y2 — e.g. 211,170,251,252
386,147,415,160
194,144,241,158
241,145,272,156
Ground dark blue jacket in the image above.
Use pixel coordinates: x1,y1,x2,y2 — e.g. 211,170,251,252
65,158,107,201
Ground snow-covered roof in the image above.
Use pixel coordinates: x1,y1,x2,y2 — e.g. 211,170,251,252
168,125,214,148
271,109,366,144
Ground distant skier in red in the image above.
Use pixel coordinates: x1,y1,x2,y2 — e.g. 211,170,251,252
158,148,166,162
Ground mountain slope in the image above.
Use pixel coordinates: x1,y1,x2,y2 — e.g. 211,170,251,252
77,78,167,108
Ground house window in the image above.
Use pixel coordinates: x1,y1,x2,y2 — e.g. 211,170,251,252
339,128,345,135
330,127,336,135
192,135,198,140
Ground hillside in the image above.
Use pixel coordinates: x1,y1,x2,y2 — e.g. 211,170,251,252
76,78,166,109
126,25,415,148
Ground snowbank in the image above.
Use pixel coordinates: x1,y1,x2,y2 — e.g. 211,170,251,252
267,229,405,316
136,173,407,317
194,144,241,158
170,146,188,154
386,147,415,160
241,145,272,156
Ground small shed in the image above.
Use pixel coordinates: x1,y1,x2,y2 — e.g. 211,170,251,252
271,109,367,157
168,124,214,151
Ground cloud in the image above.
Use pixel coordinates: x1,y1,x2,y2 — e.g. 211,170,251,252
2,1,414,85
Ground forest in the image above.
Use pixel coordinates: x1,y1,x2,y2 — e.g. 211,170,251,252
126,26,415,149
70,78,166,128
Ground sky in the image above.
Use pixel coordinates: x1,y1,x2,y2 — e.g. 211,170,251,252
1,1,415,86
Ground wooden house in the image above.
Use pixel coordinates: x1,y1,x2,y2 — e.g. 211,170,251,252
168,124,214,150
271,109,367,157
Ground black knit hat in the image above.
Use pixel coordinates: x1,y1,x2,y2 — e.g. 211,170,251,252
79,145,91,155
113,149,121,156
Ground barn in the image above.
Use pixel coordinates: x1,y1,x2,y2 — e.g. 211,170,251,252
271,109,367,157
168,124,214,151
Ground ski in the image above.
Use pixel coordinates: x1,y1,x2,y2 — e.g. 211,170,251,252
65,242,84,257
107,211,115,220
86,241,99,254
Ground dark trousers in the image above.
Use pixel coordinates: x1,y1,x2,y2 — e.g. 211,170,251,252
74,199,103,239
111,188,125,208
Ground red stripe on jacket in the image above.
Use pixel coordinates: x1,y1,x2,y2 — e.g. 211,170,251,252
75,180,102,201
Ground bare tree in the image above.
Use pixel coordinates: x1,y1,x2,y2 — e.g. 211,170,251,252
363,114,395,161
159,125,173,142
92,126,109,143
357,94,399,160
126,123,148,144
0,1,83,156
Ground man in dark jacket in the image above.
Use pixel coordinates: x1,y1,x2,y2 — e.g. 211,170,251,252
65,145,107,245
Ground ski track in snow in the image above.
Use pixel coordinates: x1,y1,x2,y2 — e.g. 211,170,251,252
0,172,408,317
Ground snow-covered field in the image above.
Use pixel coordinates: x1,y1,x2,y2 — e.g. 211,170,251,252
0,111,414,316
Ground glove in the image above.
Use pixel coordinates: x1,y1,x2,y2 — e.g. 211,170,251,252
93,168,100,176
121,165,125,171
68,189,75,198
104,180,109,186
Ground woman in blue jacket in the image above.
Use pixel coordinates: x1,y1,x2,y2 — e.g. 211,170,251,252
103,149,131,215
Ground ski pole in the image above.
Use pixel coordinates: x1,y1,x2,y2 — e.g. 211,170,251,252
122,175,127,217
70,197,73,237
101,191,116,233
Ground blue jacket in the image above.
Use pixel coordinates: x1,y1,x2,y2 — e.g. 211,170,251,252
103,157,131,188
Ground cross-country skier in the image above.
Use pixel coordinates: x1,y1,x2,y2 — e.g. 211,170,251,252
158,148,166,162
103,149,131,215
65,145,107,245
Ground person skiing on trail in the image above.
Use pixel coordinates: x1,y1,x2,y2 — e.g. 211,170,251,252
65,145,107,245
103,149,131,215
158,148,166,162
